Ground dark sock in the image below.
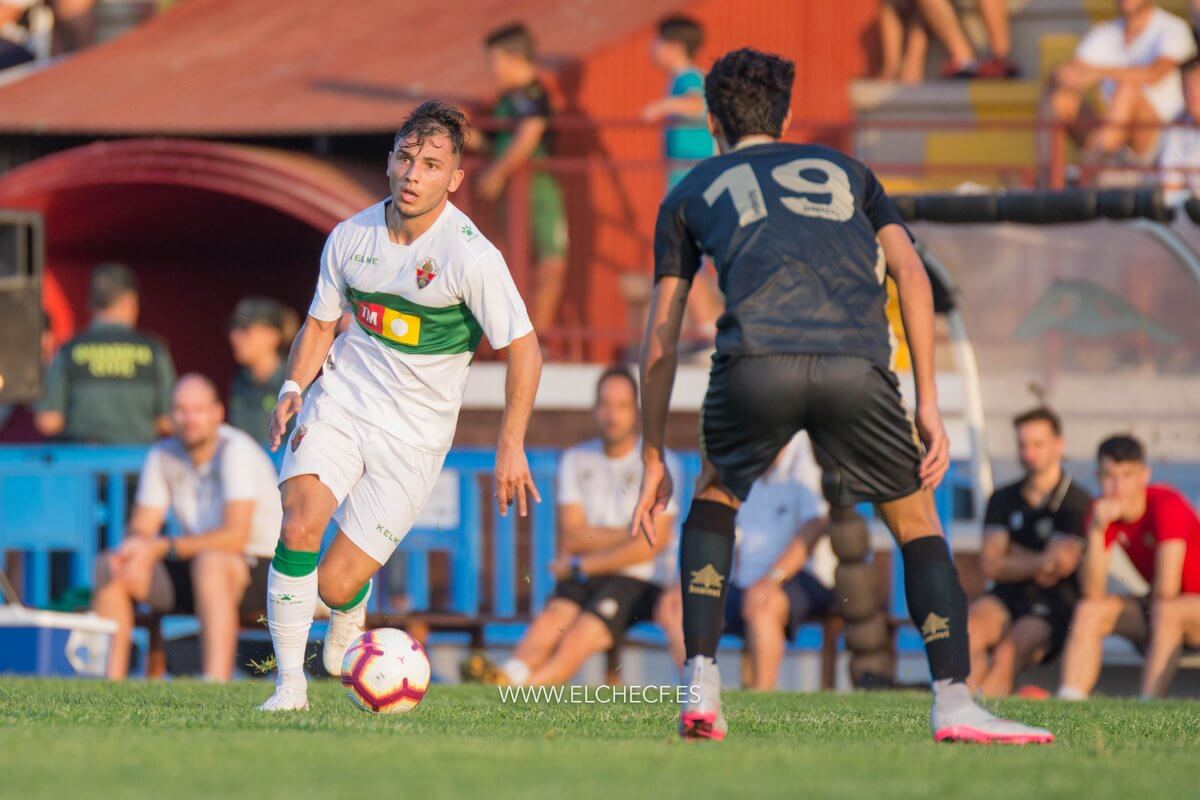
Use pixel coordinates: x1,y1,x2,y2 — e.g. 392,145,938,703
680,499,738,661
901,535,969,684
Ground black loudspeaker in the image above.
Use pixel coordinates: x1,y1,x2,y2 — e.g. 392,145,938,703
0,211,44,405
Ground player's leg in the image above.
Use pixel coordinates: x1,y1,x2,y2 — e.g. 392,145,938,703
1057,595,1140,700
966,594,1011,688
978,614,1050,698
740,579,789,691
317,437,447,676
1139,595,1200,699
190,550,251,682
528,173,569,334
809,356,1049,743
501,596,583,684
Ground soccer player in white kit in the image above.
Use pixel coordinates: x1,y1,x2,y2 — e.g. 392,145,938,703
259,101,542,711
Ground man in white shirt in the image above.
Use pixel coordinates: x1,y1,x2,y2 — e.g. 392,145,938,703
1160,60,1200,203
488,366,683,686
92,374,282,681
1048,0,1196,165
723,434,834,690
260,101,542,711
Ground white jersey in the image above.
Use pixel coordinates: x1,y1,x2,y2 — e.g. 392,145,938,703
557,440,683,584
135,424,282,558
1076,8,1197,123
309,200,532,452
732,433,834,589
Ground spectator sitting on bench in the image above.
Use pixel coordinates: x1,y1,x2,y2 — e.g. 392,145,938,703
469,365,683,685
967,407,1091,697
93,374,282,681
1058,434,1200,700
724,433,834,690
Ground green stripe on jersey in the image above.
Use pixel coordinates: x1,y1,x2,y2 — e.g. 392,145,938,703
347,287,483,355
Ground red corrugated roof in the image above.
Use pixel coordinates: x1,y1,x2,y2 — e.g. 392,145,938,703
0,0,688,135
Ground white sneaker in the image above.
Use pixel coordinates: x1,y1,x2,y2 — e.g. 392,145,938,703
257,674,309,712
931,680,1052,744
322,581,372,676
679,656,727,740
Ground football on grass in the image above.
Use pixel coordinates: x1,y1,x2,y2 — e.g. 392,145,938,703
341,628,431,713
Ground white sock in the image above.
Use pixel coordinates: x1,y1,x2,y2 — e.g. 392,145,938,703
267,565,317,686
1057,686,1088,701
502,658,531,685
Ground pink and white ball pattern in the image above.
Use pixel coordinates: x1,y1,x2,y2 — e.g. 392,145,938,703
341,628,431,713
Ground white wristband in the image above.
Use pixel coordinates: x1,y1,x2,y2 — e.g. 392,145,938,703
278,380,302,401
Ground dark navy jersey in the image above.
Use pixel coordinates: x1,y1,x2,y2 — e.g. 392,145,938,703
654,141,908,364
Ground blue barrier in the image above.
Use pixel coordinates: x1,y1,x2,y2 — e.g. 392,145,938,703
0,443,964,646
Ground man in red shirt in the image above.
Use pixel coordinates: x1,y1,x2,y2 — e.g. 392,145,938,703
1058,435,1200,699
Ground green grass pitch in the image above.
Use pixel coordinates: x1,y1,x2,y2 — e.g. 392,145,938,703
1,678,1197,799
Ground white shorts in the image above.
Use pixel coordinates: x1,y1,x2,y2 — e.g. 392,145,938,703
278,387,446,565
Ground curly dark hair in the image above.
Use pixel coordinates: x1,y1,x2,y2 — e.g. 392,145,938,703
393,100,470,156
704,47,795,144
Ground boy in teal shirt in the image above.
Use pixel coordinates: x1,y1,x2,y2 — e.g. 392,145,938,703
642,15,715,189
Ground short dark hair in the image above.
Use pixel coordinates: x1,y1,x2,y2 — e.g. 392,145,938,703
704,47,795,144
485,23,536,62
1013,406,1062,436
393,100,470,157
1098,434,1145,465
595,364,638,405
657,15,704,58
89,262,138,311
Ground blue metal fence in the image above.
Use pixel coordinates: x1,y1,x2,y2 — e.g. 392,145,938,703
0,444,956,623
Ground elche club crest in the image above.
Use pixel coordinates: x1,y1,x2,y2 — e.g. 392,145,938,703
415,257,440,289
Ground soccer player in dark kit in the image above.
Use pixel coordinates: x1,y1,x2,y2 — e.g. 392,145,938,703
630,48,1052,744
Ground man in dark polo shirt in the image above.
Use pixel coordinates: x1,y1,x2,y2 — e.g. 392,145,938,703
227,297,296,445
968,407,1091,696
35,263,176,444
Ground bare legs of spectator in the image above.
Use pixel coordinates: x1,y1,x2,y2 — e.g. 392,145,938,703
913,0,977,74
530,255,566,343
93,554,139,680
1140,595,1200,699
879,1,930,83
967,594,1009,688
740,581,788,691
191,551,251,682
1087,81,1162,162
1058,595,1145,698
653,585,685,670
977,0,1012,64
506,598,580,681
51,0,96,54
978,617,1049,697
526,611,612,686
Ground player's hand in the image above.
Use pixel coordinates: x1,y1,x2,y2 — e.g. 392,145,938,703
270,392,302,452
494,439,541,518
1092,497,1123,530
630,455,673,546
915,402,950,490
549,554,572,581
477,168,506,203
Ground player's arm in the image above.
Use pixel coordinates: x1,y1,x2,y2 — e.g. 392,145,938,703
878,223,947,489
268,315,338,450
33,348,68,437
495,330,543,518
1093,57,1183,86
152,500,256,560
125,504,168,541
643,94,705,121
631,275,690,544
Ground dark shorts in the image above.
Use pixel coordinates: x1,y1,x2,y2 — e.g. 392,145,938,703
723,571,834,641
990,582,1077,662
157,557,270,617
552,575,661,643
701,353,923,505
